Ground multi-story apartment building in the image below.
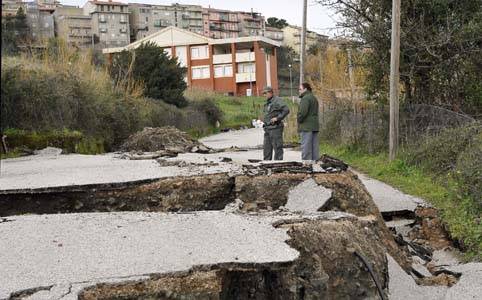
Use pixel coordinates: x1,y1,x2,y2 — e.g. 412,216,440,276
103,26,281,96
83,0,129,48
54,6,93,48
176,4,203,34
237,10,265,37
127,4,266,42
201,8,265,39
282,24,327,54
37,0,58,10
202,8,240,39
264,26,284,42
2,0,25,17
26,1,55,42
129,3,203,41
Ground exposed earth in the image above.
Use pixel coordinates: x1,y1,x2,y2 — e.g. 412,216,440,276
0,128,480,299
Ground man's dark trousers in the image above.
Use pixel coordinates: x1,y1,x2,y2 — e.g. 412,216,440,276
263,127,284,160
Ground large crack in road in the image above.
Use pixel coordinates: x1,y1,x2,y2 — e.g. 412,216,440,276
0,128,480,299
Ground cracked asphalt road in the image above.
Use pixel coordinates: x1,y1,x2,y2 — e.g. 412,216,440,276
0,211,300,299
1,128,480,299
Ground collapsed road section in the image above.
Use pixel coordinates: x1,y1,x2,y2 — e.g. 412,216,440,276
1,211,391,300
1,141,480,299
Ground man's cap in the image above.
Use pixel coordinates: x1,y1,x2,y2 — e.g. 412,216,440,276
262,86,273,93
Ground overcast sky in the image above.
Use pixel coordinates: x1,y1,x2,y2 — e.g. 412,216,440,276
59,0,341,36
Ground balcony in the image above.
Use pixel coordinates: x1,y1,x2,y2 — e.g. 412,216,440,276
236,72,256,83
182,14,202,20
213,53,232,64
244,23,261,29
235,52,255,63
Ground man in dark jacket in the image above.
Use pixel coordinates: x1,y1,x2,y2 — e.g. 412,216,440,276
297,82,320,162
262,86,290,160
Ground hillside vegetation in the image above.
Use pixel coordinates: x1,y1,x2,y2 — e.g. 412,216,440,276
1,44,220,154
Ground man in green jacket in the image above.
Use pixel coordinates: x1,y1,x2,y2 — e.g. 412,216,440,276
297,82,320,162
262,86,290,160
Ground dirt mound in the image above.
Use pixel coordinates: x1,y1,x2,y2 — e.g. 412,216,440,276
121,127,211,153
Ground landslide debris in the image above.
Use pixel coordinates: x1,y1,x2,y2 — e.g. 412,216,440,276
120,127,212,154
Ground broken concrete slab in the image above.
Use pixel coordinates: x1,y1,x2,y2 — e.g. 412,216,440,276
388,254,448,300
356,172,427,216
412,262,433,278
0,151,248,192
443,263,482,299
0,211,299,299
1,211,394,300
431,248,463,267
0,173,236,216
285,178,332,213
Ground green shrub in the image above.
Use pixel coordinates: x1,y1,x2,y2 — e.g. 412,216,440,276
110,42,187,107
189,99,223,126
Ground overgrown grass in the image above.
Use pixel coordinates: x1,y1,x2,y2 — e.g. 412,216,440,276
185,89,299,131
1,128,104,157
1,45,220,153
185,89,266,129
320,142,481,260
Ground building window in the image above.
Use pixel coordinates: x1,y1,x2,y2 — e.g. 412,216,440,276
99,14,106,23
100,5,104,12
120,6,124,12
238,63,255,73
191,65,210,79
214,64,233,78
191,45,209,59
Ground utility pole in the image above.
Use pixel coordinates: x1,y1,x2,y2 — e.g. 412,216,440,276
289,64,293,101
299,0,307,85
389,0,401,161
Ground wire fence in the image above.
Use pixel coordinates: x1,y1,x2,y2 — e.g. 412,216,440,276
319,100,476,153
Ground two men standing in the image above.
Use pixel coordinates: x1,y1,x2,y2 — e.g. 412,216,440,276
262,83,319,162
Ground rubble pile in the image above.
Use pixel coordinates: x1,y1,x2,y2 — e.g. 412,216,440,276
120,127,212,154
